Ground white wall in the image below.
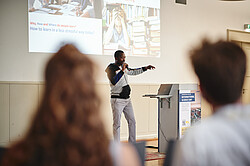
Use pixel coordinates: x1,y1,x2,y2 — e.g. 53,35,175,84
0,0,250,83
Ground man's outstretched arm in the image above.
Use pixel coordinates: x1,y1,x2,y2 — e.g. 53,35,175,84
126,65,155,75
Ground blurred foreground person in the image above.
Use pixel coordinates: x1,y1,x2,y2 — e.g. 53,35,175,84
1,44,140,166
173,39,250,166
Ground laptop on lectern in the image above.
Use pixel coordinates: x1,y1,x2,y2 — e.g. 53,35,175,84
157,84,172,95
144,84,173,97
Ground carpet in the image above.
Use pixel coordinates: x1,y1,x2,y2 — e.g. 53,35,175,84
145,152,165,161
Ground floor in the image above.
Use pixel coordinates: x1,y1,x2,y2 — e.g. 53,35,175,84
145,140,164,166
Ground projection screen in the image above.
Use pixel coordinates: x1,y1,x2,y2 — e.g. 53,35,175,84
28,0,160,57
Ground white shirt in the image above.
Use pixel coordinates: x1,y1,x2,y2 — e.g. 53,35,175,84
173,104,250,166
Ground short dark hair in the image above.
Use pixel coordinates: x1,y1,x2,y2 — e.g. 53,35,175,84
190,39,246,105
114,50,124,59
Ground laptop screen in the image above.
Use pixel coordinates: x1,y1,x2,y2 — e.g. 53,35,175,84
157,84,172,95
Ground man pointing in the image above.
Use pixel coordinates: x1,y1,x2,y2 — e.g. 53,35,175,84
105,50,155,143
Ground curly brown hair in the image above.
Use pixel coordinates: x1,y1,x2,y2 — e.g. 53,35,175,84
1,44,113,166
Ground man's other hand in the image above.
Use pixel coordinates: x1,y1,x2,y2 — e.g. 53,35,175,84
146,65,155,70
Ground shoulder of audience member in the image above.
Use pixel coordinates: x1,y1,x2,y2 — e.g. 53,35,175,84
120,143,140,166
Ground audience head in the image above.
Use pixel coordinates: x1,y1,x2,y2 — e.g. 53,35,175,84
2,44,112,166
190,39,246,107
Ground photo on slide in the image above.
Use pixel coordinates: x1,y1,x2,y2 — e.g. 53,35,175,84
102,0,160,57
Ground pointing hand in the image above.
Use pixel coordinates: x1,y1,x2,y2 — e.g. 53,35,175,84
146,65,155,70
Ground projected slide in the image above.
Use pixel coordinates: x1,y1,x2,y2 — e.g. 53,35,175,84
28,0,160,57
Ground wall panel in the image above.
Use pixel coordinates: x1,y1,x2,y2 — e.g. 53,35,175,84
0,84,10,145
148,85,159,133
10,84,39,142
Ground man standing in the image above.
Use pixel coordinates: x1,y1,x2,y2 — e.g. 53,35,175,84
173,39,250,166
105,50,155,143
